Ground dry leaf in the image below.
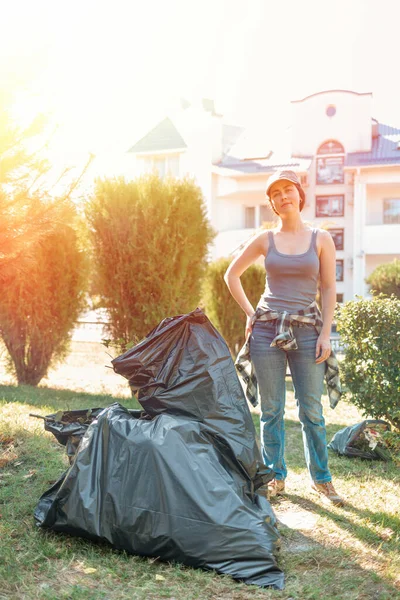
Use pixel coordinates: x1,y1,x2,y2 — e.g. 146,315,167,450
83,567,97,574
155,574,165,581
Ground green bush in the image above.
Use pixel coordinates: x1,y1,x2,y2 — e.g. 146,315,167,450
86,175,214,349
366,259,400,299
0,199,88,386
336,295,400,430
202,257,265,355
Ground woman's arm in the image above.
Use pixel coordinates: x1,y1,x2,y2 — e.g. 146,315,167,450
316,230,337,363
224,231,268,337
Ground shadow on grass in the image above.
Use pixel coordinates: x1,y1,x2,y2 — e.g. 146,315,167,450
283,493,400,557
275,524,398,599
0,383,141,412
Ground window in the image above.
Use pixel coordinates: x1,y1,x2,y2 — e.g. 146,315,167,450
316,195,344,217
244,207,256,228
167,155,180,176
328,228,344,250
336,293,344,304
153,156,166,178
316,140,345,185
317,140,344,154
138,154,180,178
300,174,309,187
139,156,152,174
336,259,344,282
316,156,344,185
383,199,400,224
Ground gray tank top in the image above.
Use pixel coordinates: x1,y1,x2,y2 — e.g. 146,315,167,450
258,229,320,313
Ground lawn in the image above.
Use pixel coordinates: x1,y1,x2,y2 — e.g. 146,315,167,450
0,345,399,600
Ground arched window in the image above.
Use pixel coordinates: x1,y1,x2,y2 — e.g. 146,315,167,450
316,140,345,185
317,140,345,155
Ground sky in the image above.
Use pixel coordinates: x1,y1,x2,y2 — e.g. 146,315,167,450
1,0,400,184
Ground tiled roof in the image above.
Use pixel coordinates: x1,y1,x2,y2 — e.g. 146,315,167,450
346,123,400,166
128,117,187,153
219,122,400,172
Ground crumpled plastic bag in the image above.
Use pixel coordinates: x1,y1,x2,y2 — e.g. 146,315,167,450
328,419,391,460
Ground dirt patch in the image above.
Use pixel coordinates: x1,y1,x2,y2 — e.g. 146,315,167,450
272,499,321,554
276,509,319,531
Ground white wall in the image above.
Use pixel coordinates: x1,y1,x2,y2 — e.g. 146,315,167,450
215,196,245,231
366,184,400,225
364,225,400,254
213,172,271,233
291,91,372,156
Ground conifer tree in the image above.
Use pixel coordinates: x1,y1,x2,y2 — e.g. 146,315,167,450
86,175,214,348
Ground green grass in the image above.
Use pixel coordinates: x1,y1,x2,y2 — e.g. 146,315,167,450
1,382,400,600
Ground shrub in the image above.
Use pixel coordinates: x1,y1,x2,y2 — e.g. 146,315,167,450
202,257,265,355
0,198,88,386
366,259,400,299
86,175,214,348
336,295,400,430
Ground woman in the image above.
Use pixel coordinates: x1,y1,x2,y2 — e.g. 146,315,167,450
224,170,343,506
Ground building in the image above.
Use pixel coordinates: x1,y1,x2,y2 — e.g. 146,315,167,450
128,91,400,301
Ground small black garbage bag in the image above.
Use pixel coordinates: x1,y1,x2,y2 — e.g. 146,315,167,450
35,309,284,589
32,408,143,462
328,419,391,460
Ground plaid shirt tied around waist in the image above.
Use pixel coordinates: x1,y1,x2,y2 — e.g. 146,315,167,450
235,301,342,410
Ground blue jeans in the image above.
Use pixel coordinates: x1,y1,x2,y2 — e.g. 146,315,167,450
249,320,332,484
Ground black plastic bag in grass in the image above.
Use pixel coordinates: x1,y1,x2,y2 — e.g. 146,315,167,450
328,419,392,460
35,404,284,589
35,309,283,589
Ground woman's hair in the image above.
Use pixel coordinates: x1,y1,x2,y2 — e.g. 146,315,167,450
267,183,305,215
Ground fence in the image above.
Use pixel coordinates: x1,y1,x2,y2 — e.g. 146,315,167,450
72,310,109,343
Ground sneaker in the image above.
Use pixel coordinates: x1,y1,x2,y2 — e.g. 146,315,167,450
311,481,344,506
268,478,286,497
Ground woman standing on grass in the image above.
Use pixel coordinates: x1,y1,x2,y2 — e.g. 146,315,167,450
224,170,343,506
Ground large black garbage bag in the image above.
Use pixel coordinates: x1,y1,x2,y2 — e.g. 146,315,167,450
328,419,391,460
111,308,272,490
35,309,284,589
35,404,283,588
